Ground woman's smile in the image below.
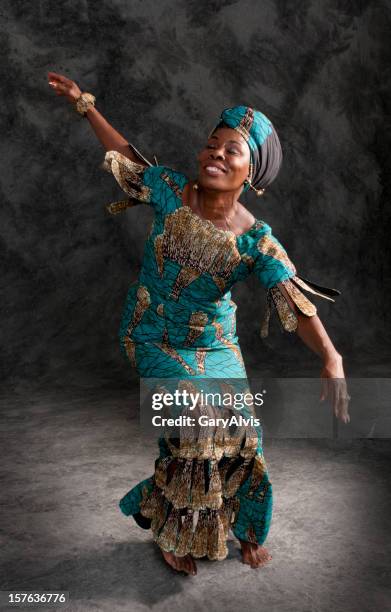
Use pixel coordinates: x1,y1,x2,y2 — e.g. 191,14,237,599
202,165,227,176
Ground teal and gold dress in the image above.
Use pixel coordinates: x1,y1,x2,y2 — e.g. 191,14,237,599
102,146,340,561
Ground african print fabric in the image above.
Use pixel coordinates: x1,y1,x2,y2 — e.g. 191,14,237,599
101,146,340,560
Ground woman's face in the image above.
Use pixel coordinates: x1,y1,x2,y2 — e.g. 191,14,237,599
197,126,251,192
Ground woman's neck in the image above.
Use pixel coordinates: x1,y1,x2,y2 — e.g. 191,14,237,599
194,183,238,221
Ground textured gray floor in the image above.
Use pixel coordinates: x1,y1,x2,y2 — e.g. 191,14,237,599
1,379,390,612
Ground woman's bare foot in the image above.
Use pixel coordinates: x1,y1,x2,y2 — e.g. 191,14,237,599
160,548,197,575
239,540,272,568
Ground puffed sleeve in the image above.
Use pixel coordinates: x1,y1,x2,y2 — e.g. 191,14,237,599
252,223,341,338
100,142,160,215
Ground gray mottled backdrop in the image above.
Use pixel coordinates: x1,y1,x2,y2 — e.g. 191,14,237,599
1,0,390,388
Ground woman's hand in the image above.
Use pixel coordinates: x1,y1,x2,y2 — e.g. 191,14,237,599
47,71,82,105
47,72,139,160
320,353,351,424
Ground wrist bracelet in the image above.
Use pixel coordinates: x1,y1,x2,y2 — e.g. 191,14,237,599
75,92,96,116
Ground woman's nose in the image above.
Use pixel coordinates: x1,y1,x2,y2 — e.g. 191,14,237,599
210,148,225,159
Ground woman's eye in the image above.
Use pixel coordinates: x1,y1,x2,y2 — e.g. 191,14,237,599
206,144,238,154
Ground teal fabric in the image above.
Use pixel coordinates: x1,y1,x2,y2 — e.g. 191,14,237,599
117,164,296,357
231,471,273,545
108,156,297,547
119,476,154,517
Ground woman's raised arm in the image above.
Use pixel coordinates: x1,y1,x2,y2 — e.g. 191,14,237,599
47,71,147,165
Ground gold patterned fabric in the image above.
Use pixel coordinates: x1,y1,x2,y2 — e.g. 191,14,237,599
137,388,261,560
259,275,341,338
101,150,152,214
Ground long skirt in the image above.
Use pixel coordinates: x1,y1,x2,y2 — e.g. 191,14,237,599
119,340,273,561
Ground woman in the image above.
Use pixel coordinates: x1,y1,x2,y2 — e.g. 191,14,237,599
48,72,351,576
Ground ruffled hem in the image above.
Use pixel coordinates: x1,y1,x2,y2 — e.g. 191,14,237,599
119,384,270,560
140,484,238,560
135,450,267,560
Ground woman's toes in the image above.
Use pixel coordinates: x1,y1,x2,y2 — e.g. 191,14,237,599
251,551,260,568
172,556,180,570
241,544,272,568
186,557,194,574
181,556,190,574
254,548,272,566
182,554,197,575
241,549,252,565
188,556,197,575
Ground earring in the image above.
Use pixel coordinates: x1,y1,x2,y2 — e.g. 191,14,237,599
193,182,199,190
244,178,265,197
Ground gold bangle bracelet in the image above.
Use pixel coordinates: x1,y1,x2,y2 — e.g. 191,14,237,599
75,92,96,116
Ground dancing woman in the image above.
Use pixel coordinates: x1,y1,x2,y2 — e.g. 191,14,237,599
48,72,350,576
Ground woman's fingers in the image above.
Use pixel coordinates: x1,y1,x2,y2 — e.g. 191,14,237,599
48,71,71,85
47,73,72,92
320,376,328,401
48,74,63,87
334,378,343,410
333,380,343,417
48,78,64,90
321,377,351,423
334,381,351,423
48,80,70,97
48,72,81,104
51,84,66,96
339,394,351,423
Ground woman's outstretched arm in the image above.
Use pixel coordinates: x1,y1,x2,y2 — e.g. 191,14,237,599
47,71,146,165
278,283,351,424
84,105,134,159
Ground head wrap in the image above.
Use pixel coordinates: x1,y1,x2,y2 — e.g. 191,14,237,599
207,105,283,194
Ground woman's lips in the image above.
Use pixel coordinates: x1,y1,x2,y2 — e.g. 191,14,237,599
203,165,226,176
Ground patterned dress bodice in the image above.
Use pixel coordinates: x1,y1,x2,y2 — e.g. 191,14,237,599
122,208,273,348
102,149,340,352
